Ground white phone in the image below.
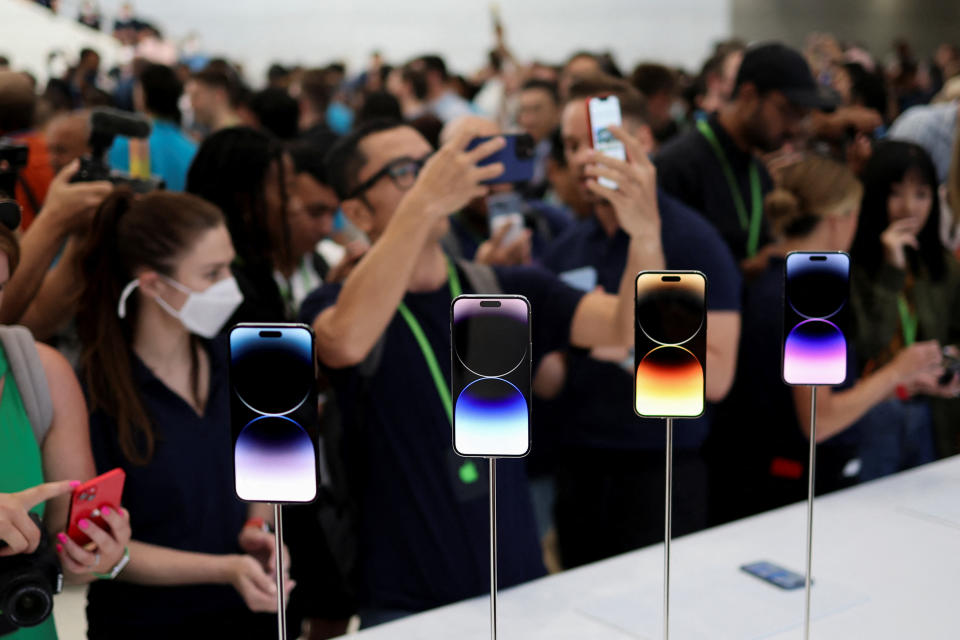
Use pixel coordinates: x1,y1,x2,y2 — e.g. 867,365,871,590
587,95,627,190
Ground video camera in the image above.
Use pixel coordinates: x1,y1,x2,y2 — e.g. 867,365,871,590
70,108,164,192
0,138,27,230
0,514,63,636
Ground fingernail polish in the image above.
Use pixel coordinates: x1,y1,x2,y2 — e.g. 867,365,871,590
56,544,63,553
57,533,67,543
79,519,90,530
69,481,81,488
102,506,111,516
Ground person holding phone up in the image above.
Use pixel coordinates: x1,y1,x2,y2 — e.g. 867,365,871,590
0,221,131,640
75,190,291,639
299,116,663,626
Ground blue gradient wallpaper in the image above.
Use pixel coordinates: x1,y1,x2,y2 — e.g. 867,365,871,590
782,253,850,386
229,325,319,503
451,296,531,458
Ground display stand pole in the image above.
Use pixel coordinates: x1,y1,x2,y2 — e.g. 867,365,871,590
802,387,818,640
273,503,287,640
488,457,498,640
663,417,674,640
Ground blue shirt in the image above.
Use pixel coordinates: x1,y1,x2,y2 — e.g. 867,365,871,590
86,338,251,630
108,119,197,192
540,190,742,450
299,263,584,612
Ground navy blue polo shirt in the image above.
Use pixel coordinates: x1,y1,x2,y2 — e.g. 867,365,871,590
86,338,255,631
540,189,741,450
713,257,860,469
654,114,774,262
446,200,573,262
299,263,583,612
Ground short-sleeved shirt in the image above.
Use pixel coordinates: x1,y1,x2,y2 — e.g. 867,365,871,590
86,338,254,632
299,263,584,612
654,114,774,262
108,119,197,192
540,190,742,451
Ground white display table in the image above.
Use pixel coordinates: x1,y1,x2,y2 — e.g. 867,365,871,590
345,456,960,639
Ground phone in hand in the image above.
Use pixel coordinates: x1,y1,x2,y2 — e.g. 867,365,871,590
782,252,850,386
466,134,536,184
634,271,707,418
229,323,320,503
451,295,531,457
587,94,628,190
741,560,807,590
486,190,526,246
66,469,125,546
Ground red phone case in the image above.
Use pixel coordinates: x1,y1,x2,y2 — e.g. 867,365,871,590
66,468,126,546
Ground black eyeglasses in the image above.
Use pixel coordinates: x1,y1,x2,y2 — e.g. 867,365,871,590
346,154,431,200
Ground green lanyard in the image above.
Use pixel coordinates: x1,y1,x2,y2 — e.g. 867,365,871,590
396,259,462,425
897,294,918,346
696,119,763,258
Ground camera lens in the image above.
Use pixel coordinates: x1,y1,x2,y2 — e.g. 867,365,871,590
10,585,52,627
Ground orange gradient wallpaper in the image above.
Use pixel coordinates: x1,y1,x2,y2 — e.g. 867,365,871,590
634,272,707,418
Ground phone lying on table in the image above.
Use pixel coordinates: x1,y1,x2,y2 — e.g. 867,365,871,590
741,560,808,590
466,134,536,184
66,468,125,546
587,94,628,190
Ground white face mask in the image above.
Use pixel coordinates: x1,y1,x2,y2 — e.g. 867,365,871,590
118,275,244,339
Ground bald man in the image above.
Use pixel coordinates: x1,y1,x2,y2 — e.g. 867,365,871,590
438,115,572,265
46,111,90,174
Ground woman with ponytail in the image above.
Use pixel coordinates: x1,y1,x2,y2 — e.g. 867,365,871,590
709,154,943,524
849,140,960,479
76,189,292,639
0,222,130,640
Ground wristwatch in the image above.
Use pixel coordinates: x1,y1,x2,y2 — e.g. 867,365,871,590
93,546,130,580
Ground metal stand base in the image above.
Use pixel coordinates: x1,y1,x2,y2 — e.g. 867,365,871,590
274,503,287,640
803,387,818,640
488,457,498,640
663,417,673,640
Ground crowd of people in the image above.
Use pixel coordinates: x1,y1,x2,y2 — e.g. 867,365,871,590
1,13,959,640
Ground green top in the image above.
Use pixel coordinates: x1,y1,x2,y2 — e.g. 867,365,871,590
0,344,57,640
850,256,960,457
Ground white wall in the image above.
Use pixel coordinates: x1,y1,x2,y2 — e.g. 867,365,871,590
57,0,731,84
0,0,122,83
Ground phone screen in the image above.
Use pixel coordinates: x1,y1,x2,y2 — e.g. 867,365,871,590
587,95,627,190
451,295,531,457
782,252,850,386
634,271,707,418
229,324,319,502
741,561,807,590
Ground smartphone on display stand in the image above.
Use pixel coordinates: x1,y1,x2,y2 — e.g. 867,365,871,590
634,271,707,418
587,94,628,190
451,295,531,458
466,134,536,184
782,252,850,386
741,561,808,590
229,323,320,503
66,468,125,545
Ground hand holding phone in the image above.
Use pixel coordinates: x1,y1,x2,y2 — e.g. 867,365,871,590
466,134,535,184
65,469,125,546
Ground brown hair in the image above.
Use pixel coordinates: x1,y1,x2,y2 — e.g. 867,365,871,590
565,74,649,124
0,225,19,274
765,154,863,239
76,189,224,465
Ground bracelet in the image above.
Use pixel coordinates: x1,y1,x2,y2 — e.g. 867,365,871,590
93,546,130,580
244,517,273,534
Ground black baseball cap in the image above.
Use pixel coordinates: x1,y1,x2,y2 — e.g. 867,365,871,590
735,42,838,111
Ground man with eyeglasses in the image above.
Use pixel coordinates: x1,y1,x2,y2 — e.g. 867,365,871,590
299,117,664,626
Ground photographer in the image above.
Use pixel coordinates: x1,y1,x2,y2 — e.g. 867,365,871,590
0,219,131,640
75,190,290,638
300,117,659,625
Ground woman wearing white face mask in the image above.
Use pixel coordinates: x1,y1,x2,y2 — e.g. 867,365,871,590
75,189,293,639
